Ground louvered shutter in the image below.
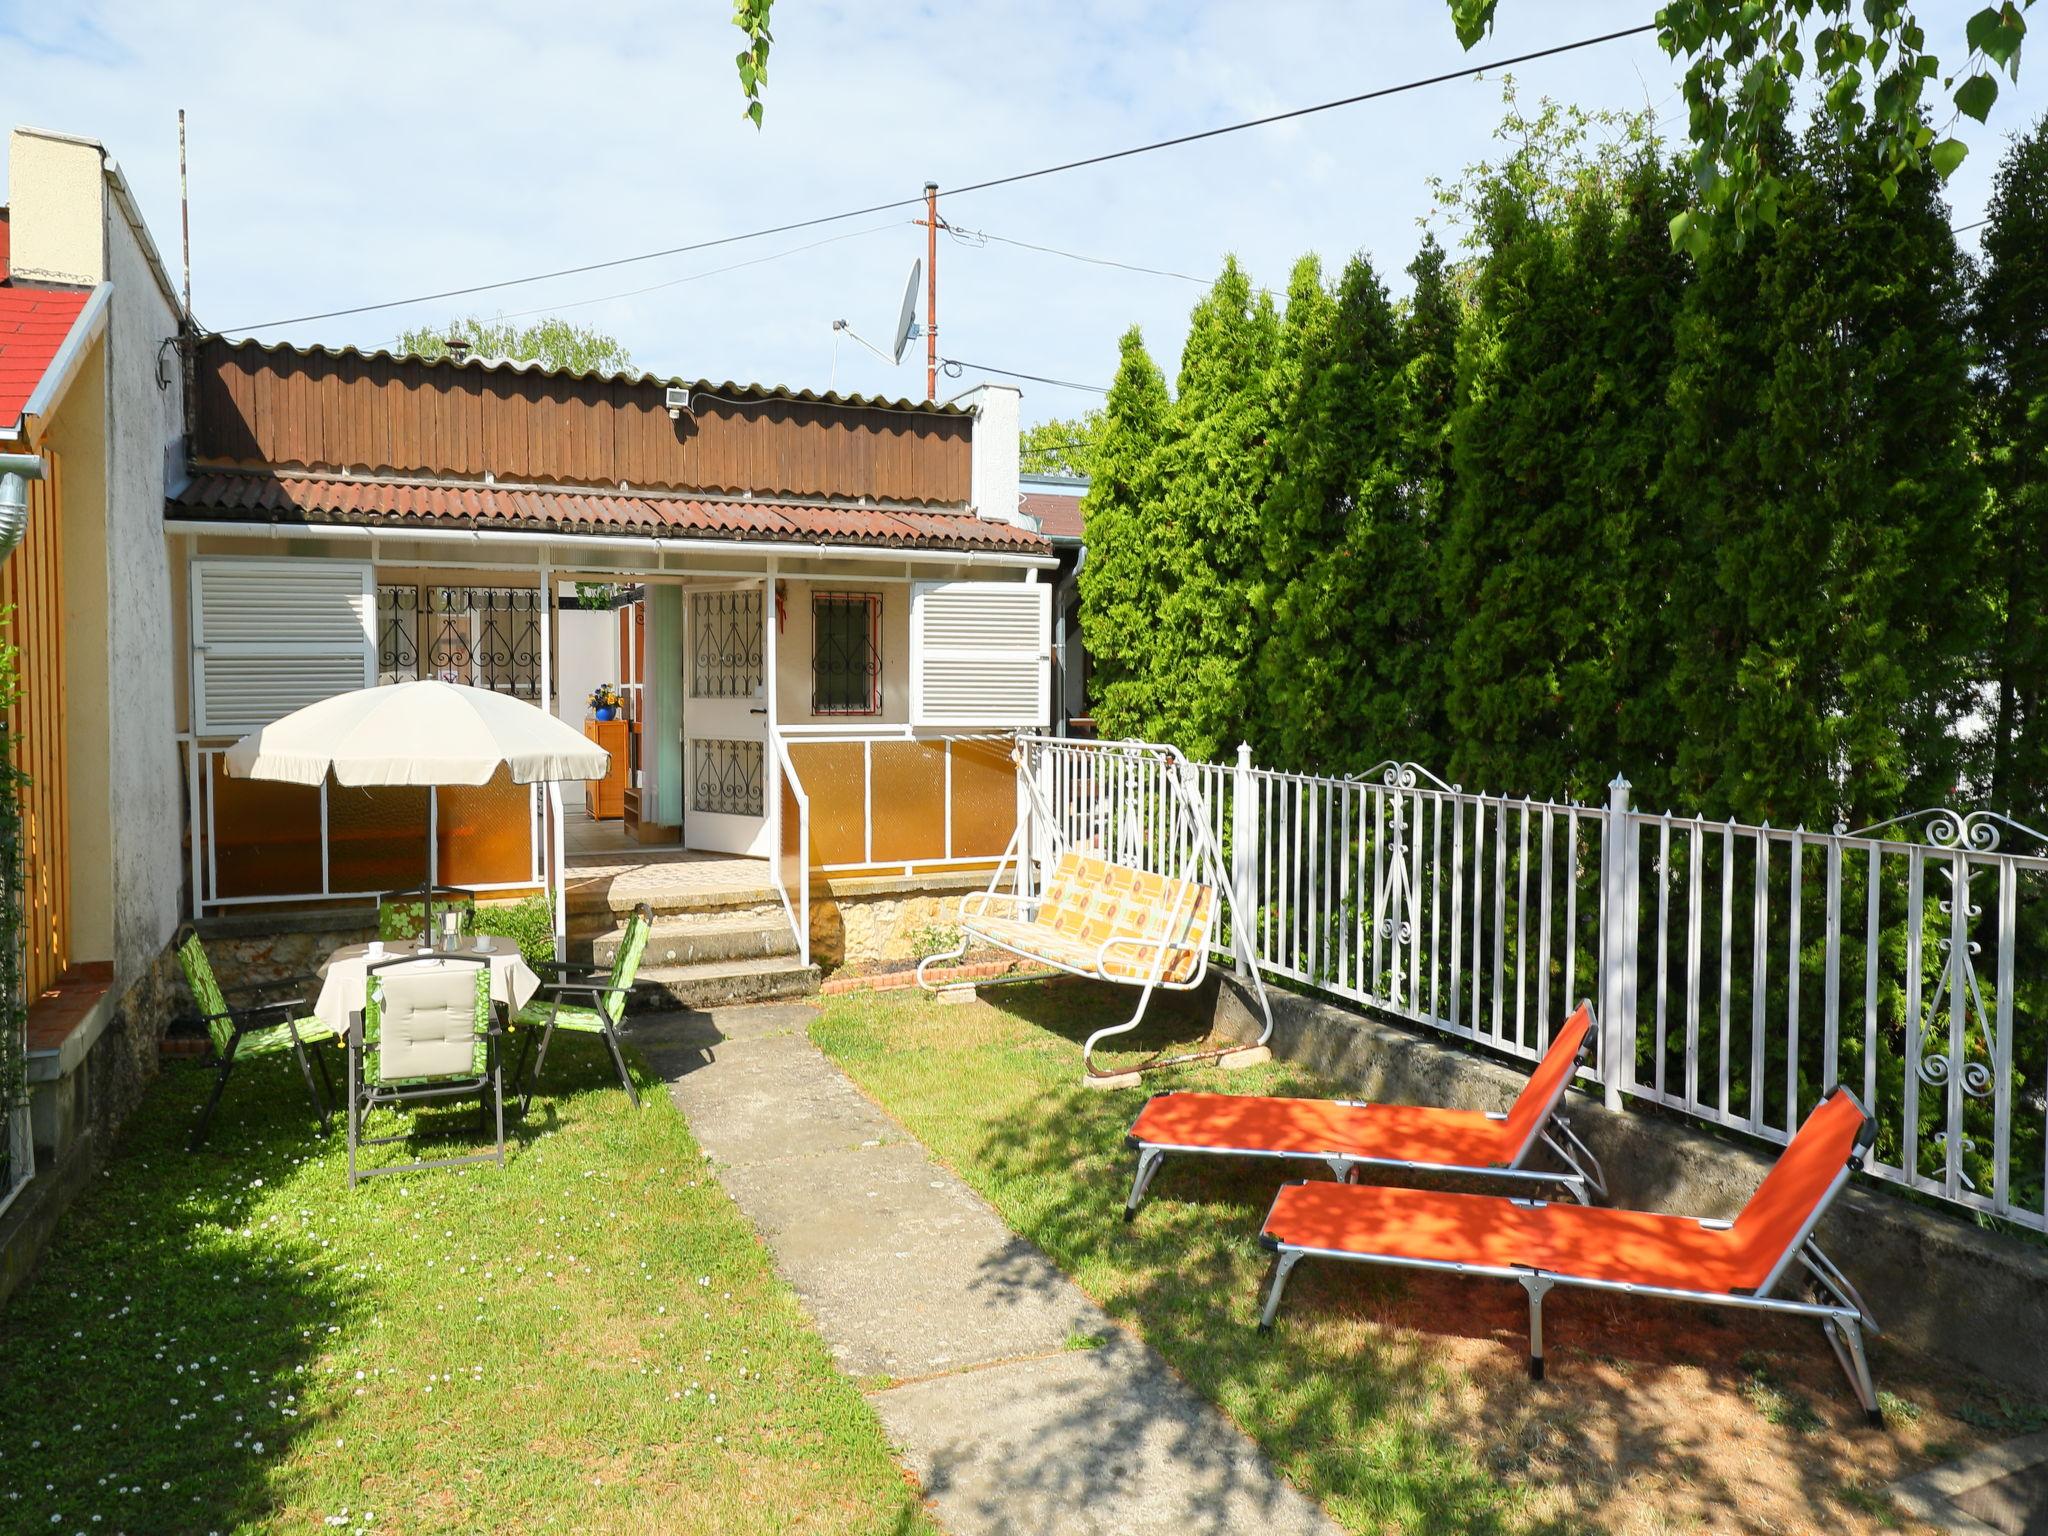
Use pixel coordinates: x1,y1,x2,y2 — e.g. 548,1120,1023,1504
910,580,1050,727
191,558,376,735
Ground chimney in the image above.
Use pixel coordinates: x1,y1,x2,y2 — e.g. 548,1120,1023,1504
956,382,1021,526
444,335,473,363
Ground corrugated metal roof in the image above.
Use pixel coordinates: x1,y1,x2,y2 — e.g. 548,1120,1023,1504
0,285,93,432
204,334,970,416
1021,490,1084,543
170,470,1053,554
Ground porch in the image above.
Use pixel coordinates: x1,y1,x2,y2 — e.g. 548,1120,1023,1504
173,536,1051,993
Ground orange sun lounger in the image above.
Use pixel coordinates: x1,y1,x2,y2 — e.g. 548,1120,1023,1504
1255,1085,1885,1422
1122,1003,1604,1220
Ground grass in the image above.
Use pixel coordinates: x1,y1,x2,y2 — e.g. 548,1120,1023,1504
810,977,2005,1536
0,1032,934,1535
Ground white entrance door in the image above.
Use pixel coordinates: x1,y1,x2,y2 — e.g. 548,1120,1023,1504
683,586,771,856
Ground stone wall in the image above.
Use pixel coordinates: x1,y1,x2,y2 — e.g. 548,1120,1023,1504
1211,974,2048,1395
193,917,376,998
808,872,998,971
3,941,180,1307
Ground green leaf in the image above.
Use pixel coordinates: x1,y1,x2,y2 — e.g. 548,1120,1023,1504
1929,137,1969,179
747,100,764,128
1967,6,2006,56
1956,71,1999,121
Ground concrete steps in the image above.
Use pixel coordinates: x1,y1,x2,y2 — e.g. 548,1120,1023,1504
632,956,823,1011
596,917,797,969
579,897,818,1010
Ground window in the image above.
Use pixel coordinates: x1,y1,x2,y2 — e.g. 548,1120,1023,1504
690,590,763,698
812,592,882,715
191,558,377,735
909,580,1050,727
377,584,541,698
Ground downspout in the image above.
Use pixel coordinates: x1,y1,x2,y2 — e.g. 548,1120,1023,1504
0,455,48,563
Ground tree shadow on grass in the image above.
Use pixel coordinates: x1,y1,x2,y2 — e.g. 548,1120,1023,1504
0,1052,367,1532
860,976,1954,1535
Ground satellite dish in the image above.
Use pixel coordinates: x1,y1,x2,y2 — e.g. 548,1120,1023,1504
890,260,923,364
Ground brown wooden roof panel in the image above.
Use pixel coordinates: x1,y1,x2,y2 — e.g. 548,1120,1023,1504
189,336,973,506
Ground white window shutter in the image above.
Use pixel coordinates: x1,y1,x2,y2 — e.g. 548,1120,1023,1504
911,580,1051,727
192,558,376,735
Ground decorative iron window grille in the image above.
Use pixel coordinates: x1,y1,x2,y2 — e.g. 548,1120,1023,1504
812,591,882,715
692,738,764,818
690,591,764,699
377,584,541,697
376,585,420,685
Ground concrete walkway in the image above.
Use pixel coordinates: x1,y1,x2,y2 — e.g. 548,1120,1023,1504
632,1004,1341,1536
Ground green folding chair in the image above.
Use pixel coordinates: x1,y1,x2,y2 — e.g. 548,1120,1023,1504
512,902,651,1113
377,885,478,949
346,955,505,1188
177,925,340,1152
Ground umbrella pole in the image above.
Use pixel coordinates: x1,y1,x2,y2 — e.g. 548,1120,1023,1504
548,782,567,962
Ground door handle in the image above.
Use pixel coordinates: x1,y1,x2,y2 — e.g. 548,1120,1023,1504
749,707,767,715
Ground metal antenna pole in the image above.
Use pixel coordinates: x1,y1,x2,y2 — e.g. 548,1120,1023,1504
178,110,192,314
924,182,939,401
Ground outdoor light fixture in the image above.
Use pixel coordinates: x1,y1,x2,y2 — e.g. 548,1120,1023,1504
664,386,693,419
0,453,46,562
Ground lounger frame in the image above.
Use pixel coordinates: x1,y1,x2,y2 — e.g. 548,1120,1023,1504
1123,1009,1607,1219
1254,1096,1885,1423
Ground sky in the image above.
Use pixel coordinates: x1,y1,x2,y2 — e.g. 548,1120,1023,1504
2,1,2042,430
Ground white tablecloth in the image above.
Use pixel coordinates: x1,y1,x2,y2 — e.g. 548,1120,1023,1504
313,942,542,1037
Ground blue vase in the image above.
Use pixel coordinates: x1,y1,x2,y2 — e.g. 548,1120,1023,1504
595,706,616,721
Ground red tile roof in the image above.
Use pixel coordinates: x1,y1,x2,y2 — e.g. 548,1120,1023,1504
0,285,93,433
170,470,1054,556
1021,491,1084,542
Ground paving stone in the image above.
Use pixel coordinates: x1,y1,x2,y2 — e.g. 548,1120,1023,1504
871,1337,1341,1536
719,1142,1100,1377
649,1002,1342,1533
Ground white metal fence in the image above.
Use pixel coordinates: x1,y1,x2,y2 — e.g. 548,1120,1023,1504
1027,736,2048,1235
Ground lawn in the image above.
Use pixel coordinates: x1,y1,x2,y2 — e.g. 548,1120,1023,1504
811,977,2034,1536
0,1030,934,1535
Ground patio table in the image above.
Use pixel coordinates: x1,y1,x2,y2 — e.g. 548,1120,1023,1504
313,940,541,1038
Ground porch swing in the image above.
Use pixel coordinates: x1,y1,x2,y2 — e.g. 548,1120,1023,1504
916,736,1274,1087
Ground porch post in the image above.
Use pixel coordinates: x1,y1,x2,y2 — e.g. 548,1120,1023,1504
764,556,780,843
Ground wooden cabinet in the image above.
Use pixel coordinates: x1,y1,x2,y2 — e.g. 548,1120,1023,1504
582,717,629,820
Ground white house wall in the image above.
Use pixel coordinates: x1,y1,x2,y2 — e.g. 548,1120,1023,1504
100,152,186,983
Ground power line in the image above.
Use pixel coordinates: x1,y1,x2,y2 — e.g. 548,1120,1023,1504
223,22,1658,332
438,222,905,328
950,225,1214,287
939,23,1655,204
941,359,1109,394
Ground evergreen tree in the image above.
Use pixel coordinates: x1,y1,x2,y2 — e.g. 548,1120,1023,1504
1440,145,1686,802
1255,253,1409,771
1379,235,1465,770
1973,113,2048,820
1666,122,1982,829
1075,329,1172,739
1148,260,1281,760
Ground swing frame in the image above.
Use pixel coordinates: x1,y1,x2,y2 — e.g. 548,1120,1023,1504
916,735,1274,1083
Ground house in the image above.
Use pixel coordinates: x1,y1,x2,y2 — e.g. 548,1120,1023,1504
166,336,1057,979
1018,472,1089,735
0,126,188,1290
0,113,1059,1295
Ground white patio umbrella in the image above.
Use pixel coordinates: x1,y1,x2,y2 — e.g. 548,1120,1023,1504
225,679,606,950
225,678,608,787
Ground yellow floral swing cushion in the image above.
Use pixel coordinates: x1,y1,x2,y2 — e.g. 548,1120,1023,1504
962,850,1215,985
